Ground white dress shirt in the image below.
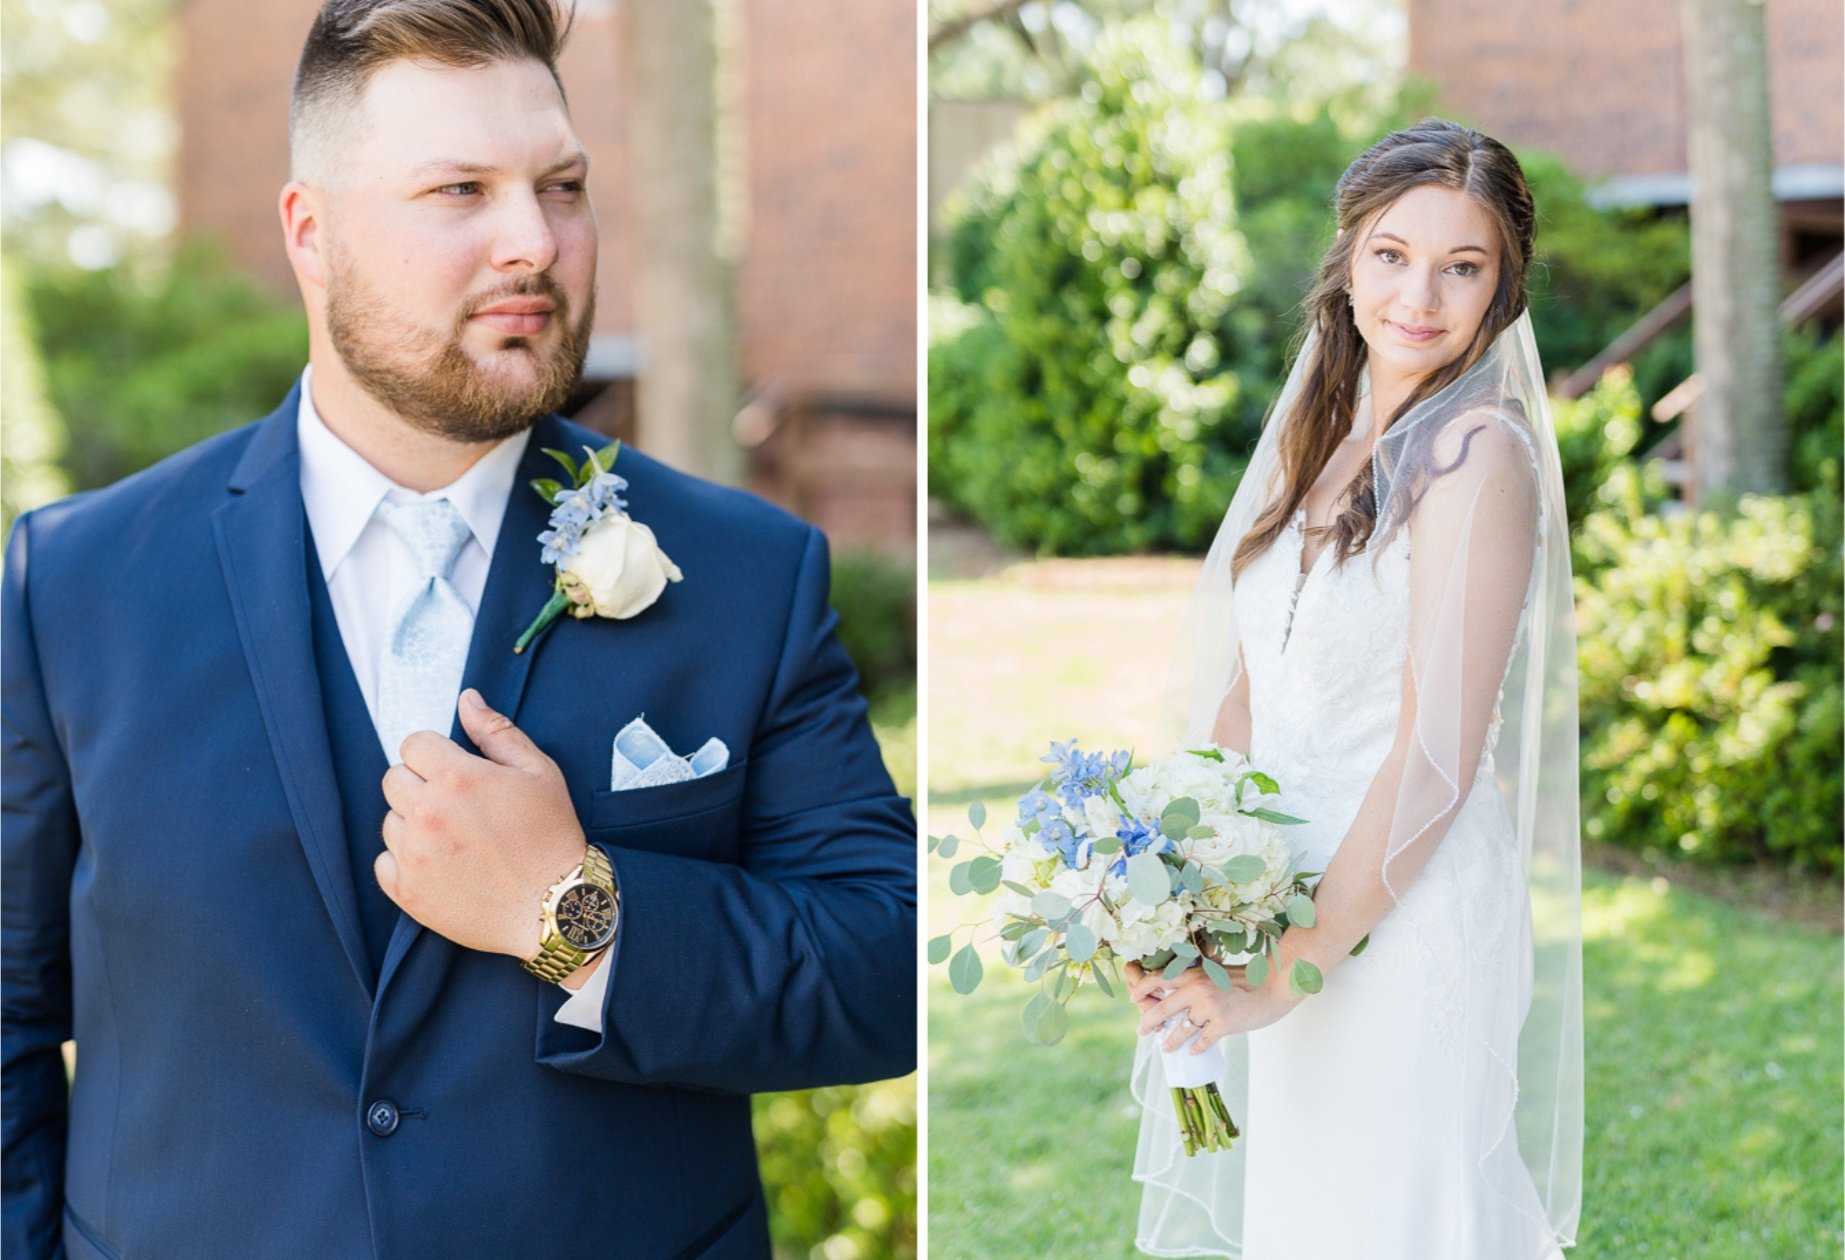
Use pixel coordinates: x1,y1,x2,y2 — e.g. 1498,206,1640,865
295,367,612,1030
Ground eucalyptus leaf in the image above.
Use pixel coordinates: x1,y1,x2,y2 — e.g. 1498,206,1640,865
1143,949,1177,972
968,800,987,830
1160,797,1201,837
1052,967,1073,1001
1186,825,1216,840
935,834,960,859
1245,953,1269,988
1025,995,1069,1045
1180,864,1205,895
1091,964,1115,998
1064,922,1098,963
1001,880,1033,897
948,944,983,994
1171,939,1199,961
948,861,974,896
1092,836,1123,855
1287,892,1318,928
1221,855,1267,883
1019,927,1050,960
1161,955,1191,980
1126,853,1171,905
1024,950,1054,982
1032,892,1070,919
1290,958,1324,996
926,934,952,964
968,856,1003,895
998,921,1028,941
1248,807,1308,825
1202,958,1233,990
925,835,939,853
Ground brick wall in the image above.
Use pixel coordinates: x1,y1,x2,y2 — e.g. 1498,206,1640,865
1407,0,1842,188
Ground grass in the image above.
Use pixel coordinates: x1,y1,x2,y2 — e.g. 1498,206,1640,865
925,549,1844,1260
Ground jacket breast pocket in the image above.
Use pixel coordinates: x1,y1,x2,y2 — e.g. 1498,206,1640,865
585,761,749,862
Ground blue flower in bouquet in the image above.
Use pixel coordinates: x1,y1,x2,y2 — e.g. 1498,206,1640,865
1042,740,1130,810
1108,816,1168,878
1040,817,1090,870
1017,787,1061,830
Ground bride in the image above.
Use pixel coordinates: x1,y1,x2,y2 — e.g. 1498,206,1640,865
1123,119,1583,1259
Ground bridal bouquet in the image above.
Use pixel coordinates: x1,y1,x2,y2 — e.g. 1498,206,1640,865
929,741,1324,1156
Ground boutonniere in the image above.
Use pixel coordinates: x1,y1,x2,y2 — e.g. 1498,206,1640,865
513,443,684,654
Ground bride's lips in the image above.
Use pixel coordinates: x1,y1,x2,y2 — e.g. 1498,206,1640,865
1388,320,1443,343
470,297,555,336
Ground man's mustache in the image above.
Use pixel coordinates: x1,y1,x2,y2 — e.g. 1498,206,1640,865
460,275,569,321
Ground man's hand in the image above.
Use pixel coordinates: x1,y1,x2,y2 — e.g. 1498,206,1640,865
376,688,587,961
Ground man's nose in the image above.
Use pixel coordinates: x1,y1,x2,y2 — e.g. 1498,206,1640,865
489,189,560,274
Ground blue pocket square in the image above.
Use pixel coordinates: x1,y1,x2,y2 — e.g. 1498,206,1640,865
610,716,730,790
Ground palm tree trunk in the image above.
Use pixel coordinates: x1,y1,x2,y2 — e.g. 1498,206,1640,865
1680,0,1787,500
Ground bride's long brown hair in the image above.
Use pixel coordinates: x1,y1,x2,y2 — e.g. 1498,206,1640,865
1230,119,1536,579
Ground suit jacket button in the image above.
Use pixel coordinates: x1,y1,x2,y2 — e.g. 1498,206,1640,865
366,1100,400,1137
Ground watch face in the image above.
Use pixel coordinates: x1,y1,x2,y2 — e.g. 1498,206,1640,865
556,884,617,949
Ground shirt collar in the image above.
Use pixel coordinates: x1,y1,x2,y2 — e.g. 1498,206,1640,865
295,365,532,579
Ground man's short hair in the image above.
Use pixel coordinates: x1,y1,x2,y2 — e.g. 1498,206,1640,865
289,0,574,182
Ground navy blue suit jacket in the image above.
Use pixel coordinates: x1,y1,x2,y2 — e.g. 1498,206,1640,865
1,387,917,1259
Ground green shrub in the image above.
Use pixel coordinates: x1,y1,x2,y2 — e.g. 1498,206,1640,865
931,17,1259,554
830,550,917,715
1574,483,1842,874
753,1077,917,1260
25,240,309,490
1551,364,1646,527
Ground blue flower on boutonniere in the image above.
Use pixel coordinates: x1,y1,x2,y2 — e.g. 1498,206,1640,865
513,443,683,654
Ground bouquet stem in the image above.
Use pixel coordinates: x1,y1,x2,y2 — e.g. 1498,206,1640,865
1168,1083,1237,1155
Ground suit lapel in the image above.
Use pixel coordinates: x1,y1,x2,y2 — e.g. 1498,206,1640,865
213,392,375,1000
374,414,579,993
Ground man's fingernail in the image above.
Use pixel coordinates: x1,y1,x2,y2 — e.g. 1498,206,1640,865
462,689,487,710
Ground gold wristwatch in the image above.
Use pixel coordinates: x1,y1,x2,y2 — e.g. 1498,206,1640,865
523,845,620,983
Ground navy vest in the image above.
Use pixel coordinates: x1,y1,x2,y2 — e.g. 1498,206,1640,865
305,536,401,979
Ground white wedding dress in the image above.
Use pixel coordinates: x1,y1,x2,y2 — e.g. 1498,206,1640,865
1135,317,1581,1260
1225,507,1559,1260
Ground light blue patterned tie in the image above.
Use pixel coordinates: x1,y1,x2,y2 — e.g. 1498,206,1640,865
375,497,474,763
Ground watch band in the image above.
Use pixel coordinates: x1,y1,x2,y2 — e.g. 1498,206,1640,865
523,846,619,984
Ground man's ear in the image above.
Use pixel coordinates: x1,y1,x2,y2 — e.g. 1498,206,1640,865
279,181,328,290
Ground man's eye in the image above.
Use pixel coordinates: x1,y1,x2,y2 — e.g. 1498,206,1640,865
547,180,585,196
434,182,481,197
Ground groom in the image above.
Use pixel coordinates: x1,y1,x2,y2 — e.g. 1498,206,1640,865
0,2,915,1258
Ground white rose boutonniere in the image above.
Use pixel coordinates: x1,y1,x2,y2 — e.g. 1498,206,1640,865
514,443,684,654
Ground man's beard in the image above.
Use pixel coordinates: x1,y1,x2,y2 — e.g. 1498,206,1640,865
326,259,595,444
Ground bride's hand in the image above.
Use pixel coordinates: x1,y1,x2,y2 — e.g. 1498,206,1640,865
1128,960,1301,1053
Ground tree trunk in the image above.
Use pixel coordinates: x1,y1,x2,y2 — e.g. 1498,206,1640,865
618,0,744,484
1680,0,1787,500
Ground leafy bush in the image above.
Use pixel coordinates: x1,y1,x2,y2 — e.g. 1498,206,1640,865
753,1078,917,1260
1572,336,1843,876
1551,364,1646,527
24,240,308,490
831,549,917,714
931,18,1259,554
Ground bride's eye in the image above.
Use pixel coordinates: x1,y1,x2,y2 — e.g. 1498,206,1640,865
1374,248,1403,265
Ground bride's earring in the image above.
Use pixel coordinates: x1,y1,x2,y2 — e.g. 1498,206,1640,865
1344,285,1355,308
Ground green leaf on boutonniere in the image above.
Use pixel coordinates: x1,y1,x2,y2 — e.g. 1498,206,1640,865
584,442,620,476
530,477,565,504
541,447,581,482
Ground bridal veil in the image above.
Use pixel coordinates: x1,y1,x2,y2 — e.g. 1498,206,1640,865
1133,309,1583,1256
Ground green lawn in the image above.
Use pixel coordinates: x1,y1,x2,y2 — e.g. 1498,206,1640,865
926,560,1844,1260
